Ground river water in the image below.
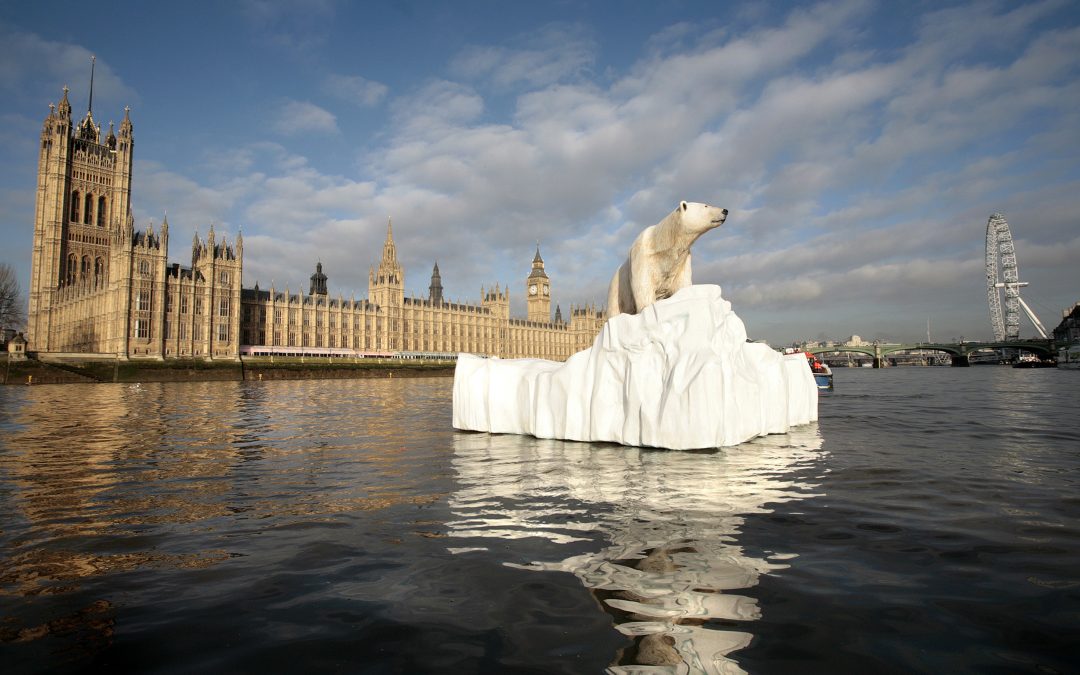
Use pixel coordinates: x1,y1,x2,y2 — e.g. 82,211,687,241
0,367,1077,674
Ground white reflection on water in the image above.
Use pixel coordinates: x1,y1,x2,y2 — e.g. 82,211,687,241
448,426,824,674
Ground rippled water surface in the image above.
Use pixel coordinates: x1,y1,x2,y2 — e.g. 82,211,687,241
1,368,1077,673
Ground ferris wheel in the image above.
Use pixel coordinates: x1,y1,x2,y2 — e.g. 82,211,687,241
985,213,1048,340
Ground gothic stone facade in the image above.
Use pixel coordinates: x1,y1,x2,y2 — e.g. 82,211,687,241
240,222,604,360
28,88,603,361
29,88,240,359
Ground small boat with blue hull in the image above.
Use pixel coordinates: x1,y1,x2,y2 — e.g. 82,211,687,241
806,353,834,390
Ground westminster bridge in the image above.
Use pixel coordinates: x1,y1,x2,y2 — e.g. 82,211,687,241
805,339,1055,367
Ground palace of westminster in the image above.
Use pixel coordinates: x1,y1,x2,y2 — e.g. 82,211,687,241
27,86,605,362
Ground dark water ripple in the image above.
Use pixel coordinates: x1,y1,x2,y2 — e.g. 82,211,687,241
1,368,1078,673
737,367,1080,675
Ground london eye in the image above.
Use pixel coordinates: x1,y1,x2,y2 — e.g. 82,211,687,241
985,213,1048,340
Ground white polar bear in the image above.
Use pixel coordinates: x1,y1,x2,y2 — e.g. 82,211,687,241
606,200,728,319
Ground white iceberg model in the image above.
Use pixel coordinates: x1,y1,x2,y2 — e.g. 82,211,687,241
452,284,817,450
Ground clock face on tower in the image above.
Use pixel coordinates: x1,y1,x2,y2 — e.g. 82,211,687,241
529,284,538,295
542,285,549,296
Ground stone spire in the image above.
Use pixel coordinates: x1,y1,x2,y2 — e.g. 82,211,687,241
376,217,403,284
119,105,133,139
76,57,99,142
429,260,444,304
310,261,328,296
529,243,548,280
87,55,95,115
58,86,72,120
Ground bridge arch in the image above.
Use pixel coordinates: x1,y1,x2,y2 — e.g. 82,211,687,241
805,340,1054,366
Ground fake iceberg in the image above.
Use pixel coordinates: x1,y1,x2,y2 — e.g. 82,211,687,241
452,284,817,450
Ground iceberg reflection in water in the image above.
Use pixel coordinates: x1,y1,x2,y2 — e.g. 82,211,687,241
448,426,825,674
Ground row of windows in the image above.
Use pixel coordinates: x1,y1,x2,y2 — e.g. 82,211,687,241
163,295,230,316
246,310,501,336
72,169,112,186
242,310,569,343
157,321,231,343
135,261,229,281
65,254,106,285
70,191,107,227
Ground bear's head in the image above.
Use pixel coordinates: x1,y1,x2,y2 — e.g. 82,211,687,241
678,200,728,234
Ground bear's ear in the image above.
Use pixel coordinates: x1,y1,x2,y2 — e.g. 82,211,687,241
680,201,688,211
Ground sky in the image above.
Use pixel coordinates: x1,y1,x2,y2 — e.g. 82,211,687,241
1,0,1078,345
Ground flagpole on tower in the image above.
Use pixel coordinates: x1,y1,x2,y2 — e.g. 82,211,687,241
88,55,96,114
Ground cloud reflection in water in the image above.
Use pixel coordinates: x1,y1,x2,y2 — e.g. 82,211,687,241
448,426,824,674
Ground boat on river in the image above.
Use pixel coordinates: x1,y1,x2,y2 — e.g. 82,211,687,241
1013,353,1055,369
806,352,834,390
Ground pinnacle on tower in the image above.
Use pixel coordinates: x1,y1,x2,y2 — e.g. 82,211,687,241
119,105,132,137
87,56,96,114
429,260,444,303
375,217,404,287
310,260,328,296
58,86,71,119
76,56,99,142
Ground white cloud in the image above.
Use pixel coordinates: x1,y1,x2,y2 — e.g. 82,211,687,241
323,73,388,107
272,100,339,135
389,80,485,135
451,22,597,89
0,23,139,110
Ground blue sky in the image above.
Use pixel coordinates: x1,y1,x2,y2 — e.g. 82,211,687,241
1,0,1078,344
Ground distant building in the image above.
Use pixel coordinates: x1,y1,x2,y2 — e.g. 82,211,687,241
1052,302,1080,344
26,84,603,361
238,225,605,360
28,86,241,359
7,333,27,361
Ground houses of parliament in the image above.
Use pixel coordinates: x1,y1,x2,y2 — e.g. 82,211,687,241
27,86,605,362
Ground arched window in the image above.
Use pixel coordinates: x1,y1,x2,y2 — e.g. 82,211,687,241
97,196,107,227
94,257,105,282
84,193,93,225
71,191,80,222
139,259,150,276
66,254,77,285
81,255,91,281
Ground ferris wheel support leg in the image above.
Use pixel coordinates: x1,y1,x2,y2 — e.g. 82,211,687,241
1016,296,1049,339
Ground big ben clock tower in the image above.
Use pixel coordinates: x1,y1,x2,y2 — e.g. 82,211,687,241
526,244,551,323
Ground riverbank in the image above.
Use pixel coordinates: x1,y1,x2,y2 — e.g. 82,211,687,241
1,355,455,385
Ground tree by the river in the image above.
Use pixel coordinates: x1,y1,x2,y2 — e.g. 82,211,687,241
0,263,25,332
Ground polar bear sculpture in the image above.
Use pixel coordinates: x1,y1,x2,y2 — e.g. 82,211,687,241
606,201,727,320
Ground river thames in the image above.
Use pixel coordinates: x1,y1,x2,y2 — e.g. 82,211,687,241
1,367,1077,673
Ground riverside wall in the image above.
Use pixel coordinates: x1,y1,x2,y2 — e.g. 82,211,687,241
1,355,455,385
